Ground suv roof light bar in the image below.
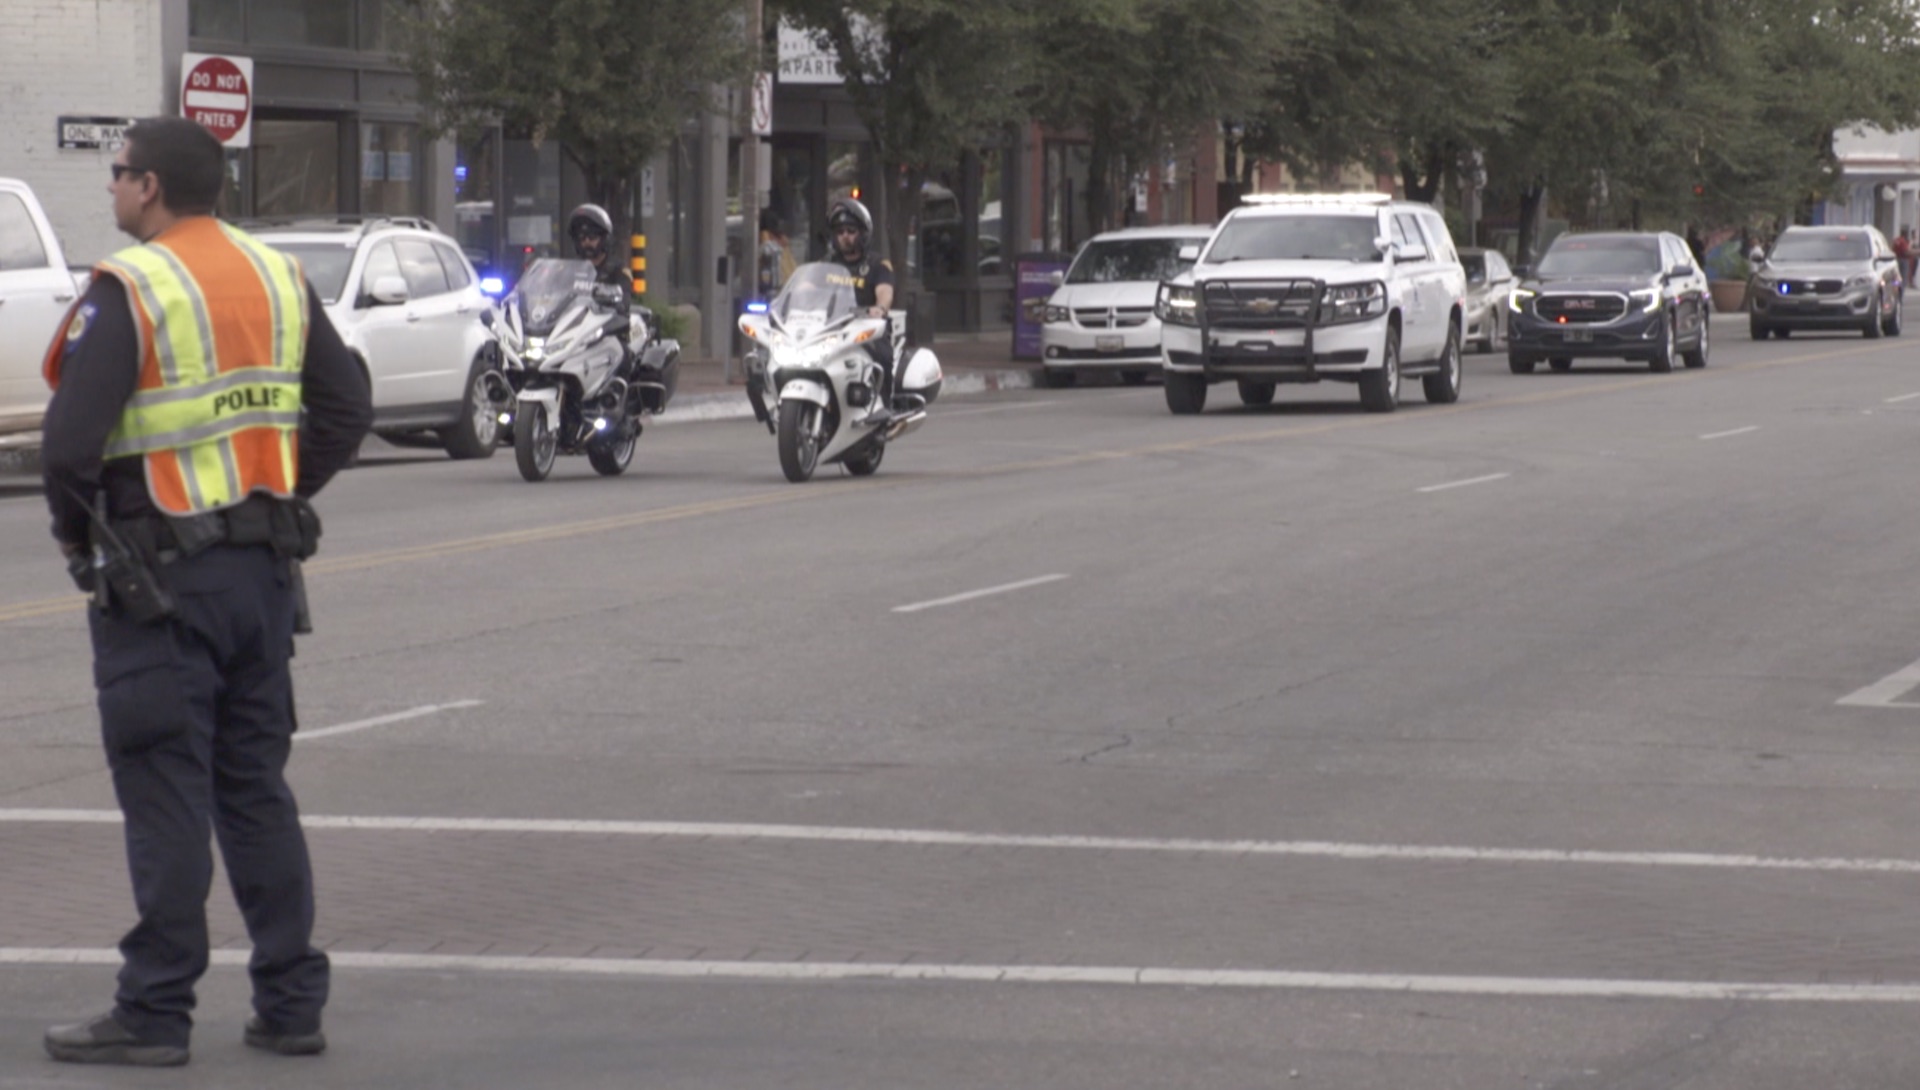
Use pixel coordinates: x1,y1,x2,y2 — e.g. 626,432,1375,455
1240,192,1393,206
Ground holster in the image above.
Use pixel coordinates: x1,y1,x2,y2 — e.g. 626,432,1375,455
150,495,321,561
87,520,176,625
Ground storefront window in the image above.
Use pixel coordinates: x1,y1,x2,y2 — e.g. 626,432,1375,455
1045,141,1091,254
360,122,417,215
252,118,340,217
360,0,401,50
764,142,810,291
454,131,499,276
503,137,562,276
249,0,352,49
978,147,1005,276
189,0,244,39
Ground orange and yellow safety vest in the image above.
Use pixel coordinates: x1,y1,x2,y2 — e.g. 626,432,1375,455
44,216,308,515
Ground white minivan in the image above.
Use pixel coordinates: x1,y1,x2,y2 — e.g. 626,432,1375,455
1039,225,1213,387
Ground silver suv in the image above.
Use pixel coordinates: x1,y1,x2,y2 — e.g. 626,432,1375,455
252,216,501,458
1748,225,1904,340
1156,193,1466,414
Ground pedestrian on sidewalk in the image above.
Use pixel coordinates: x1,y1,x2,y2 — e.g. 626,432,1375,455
37,115,371,1067
1896,228,1914,284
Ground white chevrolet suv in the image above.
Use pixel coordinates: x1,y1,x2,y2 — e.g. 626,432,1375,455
252,216,501,459
1156,193,1466,413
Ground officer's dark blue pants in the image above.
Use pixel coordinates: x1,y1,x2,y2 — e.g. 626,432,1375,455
87,543,329,1047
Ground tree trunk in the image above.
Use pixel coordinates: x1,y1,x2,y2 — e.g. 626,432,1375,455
1087,139,1113,236
1516,180,1546,269
1399,144,1446,204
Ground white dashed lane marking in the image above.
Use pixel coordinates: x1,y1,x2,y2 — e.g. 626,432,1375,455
1837,657,1920,709
296,700,484,742
1417,473,1509,494
1700,425,1760,440
892,574,1069,613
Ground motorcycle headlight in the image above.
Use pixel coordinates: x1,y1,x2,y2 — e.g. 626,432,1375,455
1320,281,1387,323
1628,288,1661,313
1508,287,1536,313
1155,284,1199,326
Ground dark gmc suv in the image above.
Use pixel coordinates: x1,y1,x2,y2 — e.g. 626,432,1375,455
1506,231,1711,374
1747,225,1903,340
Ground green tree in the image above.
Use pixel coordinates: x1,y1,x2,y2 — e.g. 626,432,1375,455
1030,0,1284,234
393,0,753,265
1241,0,1514,199
773,0,1036,278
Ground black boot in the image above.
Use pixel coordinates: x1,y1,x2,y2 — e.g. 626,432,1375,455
244,1014,327,1056
43,1012,189,1067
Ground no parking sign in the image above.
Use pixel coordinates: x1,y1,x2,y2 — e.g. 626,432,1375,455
180,53,253,148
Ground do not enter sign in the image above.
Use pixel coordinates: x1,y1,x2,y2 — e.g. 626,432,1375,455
180,52,253,148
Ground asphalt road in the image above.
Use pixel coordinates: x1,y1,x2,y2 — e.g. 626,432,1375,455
4,315,1920,1087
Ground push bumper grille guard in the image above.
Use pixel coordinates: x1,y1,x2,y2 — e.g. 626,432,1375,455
1197,278,1324,363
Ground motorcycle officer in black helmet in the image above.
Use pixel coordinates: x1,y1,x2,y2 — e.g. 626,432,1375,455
567,202,635,372
824,197,899,411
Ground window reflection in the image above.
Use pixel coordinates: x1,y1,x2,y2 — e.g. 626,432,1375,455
249,0,352,48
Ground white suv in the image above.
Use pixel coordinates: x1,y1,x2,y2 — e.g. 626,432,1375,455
1156,193,1466,413
253,217,500,458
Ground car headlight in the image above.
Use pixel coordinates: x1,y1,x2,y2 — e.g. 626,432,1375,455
1846,274,1875,292
1043,305,1071,324
1155,284,1199,326
1508,287,1536,314
1320,281,1387,324
1628,288,1661,313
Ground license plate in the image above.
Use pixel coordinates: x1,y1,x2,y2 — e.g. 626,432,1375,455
1095,334,1124,353
1563,329,1592,343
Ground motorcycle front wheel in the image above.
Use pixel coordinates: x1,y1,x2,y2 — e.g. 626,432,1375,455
776,400,820,482
514,404,556,482
588,421,637,477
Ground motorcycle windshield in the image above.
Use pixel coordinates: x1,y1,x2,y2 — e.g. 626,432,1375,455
770,263,861,338
511,259,598,335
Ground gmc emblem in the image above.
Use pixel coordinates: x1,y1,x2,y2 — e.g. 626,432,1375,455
1562,298,1596,309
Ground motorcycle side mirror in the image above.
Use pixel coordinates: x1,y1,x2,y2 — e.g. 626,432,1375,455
738,312,769,338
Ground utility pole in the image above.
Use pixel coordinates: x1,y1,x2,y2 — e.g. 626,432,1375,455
731,0,765,384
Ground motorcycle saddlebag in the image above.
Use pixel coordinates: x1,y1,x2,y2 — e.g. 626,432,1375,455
634,340,681,412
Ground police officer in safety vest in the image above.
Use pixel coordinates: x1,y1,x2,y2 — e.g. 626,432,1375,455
39,116,371,1068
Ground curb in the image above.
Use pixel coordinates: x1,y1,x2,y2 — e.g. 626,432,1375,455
653,366,1037,425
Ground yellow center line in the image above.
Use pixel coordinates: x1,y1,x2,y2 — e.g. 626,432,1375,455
0,339,1884,627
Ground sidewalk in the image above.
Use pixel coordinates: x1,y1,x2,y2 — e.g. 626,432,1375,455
658,332,1039,424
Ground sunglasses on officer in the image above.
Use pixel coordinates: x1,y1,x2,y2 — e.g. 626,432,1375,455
111,164,150,182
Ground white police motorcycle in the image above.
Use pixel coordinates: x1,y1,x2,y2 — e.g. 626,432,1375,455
487,258,679,482
738,262,942,483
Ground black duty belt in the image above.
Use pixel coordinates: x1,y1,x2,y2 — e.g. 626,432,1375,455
107,495,320,564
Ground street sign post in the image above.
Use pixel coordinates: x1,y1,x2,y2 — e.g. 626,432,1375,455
180,52,253,148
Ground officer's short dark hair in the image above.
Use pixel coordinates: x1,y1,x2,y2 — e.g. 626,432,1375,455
124,117,226,215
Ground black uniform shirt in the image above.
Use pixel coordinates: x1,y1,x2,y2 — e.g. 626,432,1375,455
829,252,893,310
42,267,373,548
